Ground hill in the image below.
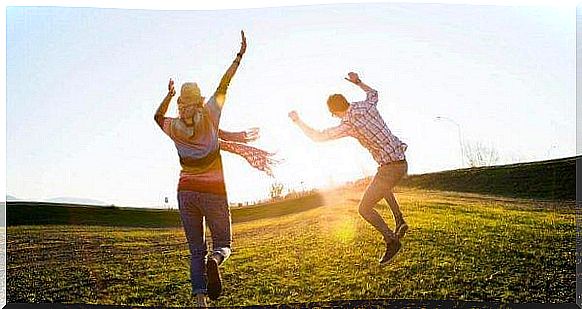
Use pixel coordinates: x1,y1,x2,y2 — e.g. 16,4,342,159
6,194,325,227
44,197,110,206
398,156,577,201
6,195,19,201
7,156,576,227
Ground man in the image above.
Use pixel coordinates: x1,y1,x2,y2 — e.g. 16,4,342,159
154,31,276,306
288,72,409,265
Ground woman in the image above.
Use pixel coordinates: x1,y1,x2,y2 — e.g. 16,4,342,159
154,31,276,306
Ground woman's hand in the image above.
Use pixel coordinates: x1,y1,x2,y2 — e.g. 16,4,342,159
244,127,260,142
168,78,176,97
239,30,247,56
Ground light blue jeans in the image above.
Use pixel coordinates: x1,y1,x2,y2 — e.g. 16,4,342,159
178,191,232,295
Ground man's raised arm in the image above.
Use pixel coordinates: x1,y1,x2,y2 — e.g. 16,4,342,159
344,72,378,105
154,78,176,128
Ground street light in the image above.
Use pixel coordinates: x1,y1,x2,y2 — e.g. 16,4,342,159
435,116,464,168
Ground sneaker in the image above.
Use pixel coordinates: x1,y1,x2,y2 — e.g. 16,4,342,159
195,293,207,307
206,254,223,301
395,222,409,239
379,238,402,265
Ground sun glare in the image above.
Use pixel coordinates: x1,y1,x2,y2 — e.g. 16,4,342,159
316,188,361,244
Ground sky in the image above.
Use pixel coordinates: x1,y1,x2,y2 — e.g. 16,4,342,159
5,1,577,207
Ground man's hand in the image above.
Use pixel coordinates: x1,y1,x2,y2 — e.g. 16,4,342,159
288,111,300,123
168,78,176,97
344,72,361,85
344,71,374,94
239,30,247,56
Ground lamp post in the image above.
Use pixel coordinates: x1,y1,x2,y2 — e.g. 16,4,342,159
435,116,464,168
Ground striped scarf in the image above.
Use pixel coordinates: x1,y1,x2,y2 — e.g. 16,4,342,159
218,129,279,177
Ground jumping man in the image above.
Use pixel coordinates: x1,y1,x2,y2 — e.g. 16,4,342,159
288,72,409,264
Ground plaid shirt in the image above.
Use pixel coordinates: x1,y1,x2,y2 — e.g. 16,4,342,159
316,88,407,165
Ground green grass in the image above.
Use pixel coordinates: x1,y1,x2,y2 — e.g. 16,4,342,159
7,188,575,306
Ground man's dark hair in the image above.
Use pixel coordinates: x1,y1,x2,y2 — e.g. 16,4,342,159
327,94,349,114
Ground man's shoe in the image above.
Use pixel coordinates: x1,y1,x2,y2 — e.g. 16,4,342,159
379,238,402,265
395,222,409,239
206,254,222,301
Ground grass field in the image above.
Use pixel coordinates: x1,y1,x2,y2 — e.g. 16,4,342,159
7,186,575,306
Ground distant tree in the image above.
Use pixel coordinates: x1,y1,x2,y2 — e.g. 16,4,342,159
270,182,285,200
284,189,302,199
463,141,500,167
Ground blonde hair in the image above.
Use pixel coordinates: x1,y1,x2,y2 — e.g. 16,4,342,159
178,82,203,107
